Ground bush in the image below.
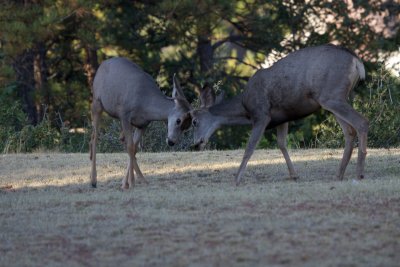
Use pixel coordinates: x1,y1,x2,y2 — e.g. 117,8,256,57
141,121,194,152
0,94,60,152
20,117,60,152
87,117,193,153
58,116,91,153
2,69,398,153
97,119,124,153
0,97,27,153
1,114,60,153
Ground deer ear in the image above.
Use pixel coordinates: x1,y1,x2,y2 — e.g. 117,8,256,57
172,74,192,110
174,98,192,112
172,73,184,99
200,83,215,108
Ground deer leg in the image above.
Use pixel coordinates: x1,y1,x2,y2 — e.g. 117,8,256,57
121,120,136,189
236,115,271,186
132,128,148,184
119,131,125,143
89,99,102,188
356,133,368,179
320,100,368,179
276,123,298,180
335,116,357,180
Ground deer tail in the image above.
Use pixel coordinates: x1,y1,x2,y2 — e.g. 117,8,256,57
355,58,366,81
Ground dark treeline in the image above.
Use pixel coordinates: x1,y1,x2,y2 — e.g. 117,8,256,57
0,0,399,152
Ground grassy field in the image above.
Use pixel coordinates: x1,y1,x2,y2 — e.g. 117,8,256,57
0,148,399,267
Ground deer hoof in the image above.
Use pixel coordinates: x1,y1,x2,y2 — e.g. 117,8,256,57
336,175,344,181
291,175,300,181
91,183,97,188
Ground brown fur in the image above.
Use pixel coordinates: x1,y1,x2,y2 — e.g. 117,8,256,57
90,58,191,189
186,44,368,185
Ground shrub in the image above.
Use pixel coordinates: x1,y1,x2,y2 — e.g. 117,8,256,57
97,119,124,153
96,119,193,153
0,97,27,153
2,115,60,153
0,94,59,152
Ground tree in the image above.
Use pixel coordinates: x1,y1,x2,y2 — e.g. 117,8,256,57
147,0,399,148
0,0,398,151
0,0,147,127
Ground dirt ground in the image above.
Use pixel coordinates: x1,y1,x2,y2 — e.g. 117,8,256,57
0,148,399,266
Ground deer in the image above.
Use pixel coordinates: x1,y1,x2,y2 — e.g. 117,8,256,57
171,44,368,185
90,57,192,189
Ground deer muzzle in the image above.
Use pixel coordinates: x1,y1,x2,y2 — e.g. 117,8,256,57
167,138,176,147
192,138,206,151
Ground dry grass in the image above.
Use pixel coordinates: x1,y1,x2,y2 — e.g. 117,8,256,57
0,148,399,267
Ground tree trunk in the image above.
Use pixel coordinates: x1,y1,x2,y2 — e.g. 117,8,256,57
196,33,215,97
197,34,214,79
13,49,38,125
34,42,49,122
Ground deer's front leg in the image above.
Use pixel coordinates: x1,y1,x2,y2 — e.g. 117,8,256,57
236,115,271,186
121,119,135,189
276,123,299,180
132,128,148,184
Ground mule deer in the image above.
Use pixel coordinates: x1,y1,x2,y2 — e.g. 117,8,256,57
175,44,368,185
90,57,191,189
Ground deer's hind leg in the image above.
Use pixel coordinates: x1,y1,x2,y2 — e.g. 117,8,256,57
276,122,298,180
320,100,368,180
132,128,148,184
335,116,357,180
121,119,136,189
90,99,103,188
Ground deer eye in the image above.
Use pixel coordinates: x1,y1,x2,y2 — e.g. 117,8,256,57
192,119,198,127
176,118,181,125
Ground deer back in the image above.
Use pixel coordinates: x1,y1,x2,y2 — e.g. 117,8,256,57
93,57,164,119
243,44,365,124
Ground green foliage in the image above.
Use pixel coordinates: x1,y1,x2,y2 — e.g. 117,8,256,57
142,121,194,152
0,97,27,132
59,130,90,153
0,89,83,153
17,117,60,152
1,73,399,153
97,119,124,153
95,120,194,153
361,71,400,147
1,113,60,153
0,0,399,152
0,95,27,152
58,118,91,153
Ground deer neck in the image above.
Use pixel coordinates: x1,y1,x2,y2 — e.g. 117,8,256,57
146,94,175,121
209,93,251,126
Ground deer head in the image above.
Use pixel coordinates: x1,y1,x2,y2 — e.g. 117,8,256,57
166,74,192,146
191,84,225,150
